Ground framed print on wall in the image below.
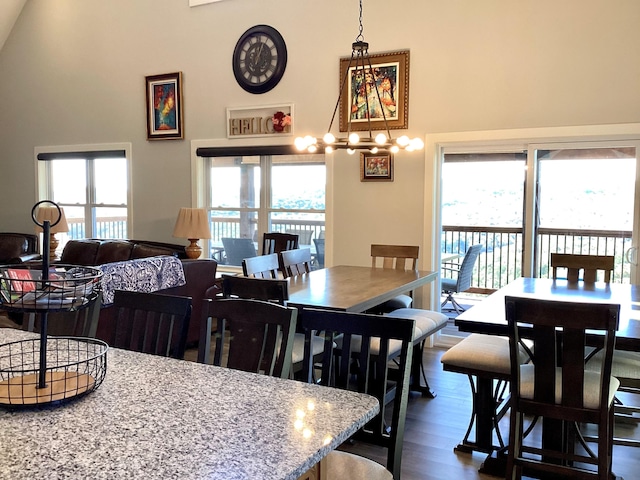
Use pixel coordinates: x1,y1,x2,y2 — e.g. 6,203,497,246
339,50,409,132
360,152,394,182
145,72,184,140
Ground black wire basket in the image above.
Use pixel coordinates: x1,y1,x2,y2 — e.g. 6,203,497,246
0,336,108,407
0,264,102,313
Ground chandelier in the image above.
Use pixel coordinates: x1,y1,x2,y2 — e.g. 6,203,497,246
294,0,423,155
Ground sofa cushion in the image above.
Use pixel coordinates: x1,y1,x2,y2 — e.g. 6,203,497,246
0,236,28,260
131,243,180,259
60,239,101,265
95,240,134,265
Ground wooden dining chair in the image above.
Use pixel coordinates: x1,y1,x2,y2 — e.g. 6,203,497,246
23,292,103,338
280,247,311,278
370,244,419,312
550,253,614,283
242,252,279,278
198,298,298,378
555,253,640,447
505,296,620,480
221,274,289,303
300,308,415,480
108,290,192,359
205,274,324,377
261,232,298,255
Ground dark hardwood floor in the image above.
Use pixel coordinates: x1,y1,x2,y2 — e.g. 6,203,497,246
337,346,639,480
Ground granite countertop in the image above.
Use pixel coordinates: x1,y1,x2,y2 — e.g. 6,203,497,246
0,328,379,480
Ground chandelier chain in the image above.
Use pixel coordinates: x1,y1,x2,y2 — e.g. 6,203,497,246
356,0,364,42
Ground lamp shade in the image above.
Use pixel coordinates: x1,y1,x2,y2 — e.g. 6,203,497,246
35,206,69,234
172,208,211,239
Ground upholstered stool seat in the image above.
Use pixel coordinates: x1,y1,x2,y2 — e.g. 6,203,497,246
379,293,413,311
325,450,393,480
291,333,325,365
333,308,447,398
388,308,448,397
441,333,530,453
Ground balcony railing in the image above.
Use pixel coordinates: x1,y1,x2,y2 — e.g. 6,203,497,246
209,217,324,244
65,218,630,288
442,225,633,292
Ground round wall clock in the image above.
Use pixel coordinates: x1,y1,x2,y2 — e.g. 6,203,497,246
233,24,287,94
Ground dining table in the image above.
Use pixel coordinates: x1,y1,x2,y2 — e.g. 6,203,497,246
456,277,640,351
286,264,438,312
0,328,380,480
453,276,640,475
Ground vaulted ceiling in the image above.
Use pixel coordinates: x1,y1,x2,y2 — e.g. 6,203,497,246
0,0,26,53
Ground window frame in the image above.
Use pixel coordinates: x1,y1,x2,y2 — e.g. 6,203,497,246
35,143,133,240
194,142,326,269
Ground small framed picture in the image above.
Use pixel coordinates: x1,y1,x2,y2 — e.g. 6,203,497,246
145,72,184,140
360,152,394,182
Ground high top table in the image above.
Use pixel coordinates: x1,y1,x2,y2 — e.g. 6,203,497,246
0,328,379,480
454,277,640,477
455,277,640,351
286,265,438,312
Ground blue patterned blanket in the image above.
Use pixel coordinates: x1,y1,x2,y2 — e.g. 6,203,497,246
98,256,186,305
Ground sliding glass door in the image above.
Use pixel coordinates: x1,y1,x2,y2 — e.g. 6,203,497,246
531,145,638,283
441,142,640,289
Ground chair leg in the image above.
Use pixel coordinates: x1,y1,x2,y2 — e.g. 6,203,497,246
410,339,436,398
441,293,467,315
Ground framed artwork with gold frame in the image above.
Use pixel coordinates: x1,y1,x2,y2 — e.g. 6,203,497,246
339,50,409,132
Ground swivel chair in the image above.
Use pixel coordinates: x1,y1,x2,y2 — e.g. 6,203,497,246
441,244,482,314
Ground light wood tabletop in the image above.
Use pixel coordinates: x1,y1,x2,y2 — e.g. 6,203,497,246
287,265,437,312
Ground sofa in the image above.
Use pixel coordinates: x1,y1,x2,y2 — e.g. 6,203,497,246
0,232,40,264
54,239,219,346
58,238,189,265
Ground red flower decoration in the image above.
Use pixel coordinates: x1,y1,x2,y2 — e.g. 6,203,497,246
272,111,292,132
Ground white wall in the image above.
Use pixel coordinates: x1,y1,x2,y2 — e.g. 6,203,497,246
1,0,639,271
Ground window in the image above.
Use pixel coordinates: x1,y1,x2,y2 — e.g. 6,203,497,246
202,153,325,266
442,152,527,289
36,145,131,252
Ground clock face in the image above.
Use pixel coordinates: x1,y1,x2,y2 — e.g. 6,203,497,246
233,25,287,94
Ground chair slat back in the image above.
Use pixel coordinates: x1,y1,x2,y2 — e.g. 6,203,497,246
550,253,614,283
280,248,311,278
199,298,297,379
111,290,192,359
370,244,419,271
505,296,619,414
221,275,289,304
24,292,103,337
242,252,279,278
300,308,414,479
262,232,299,255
